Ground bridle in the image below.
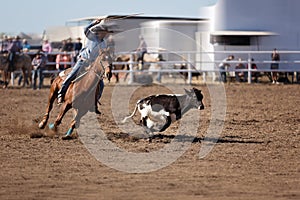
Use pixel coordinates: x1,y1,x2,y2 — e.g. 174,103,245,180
72,52,111,83
93,52,113,81
93,60,106,80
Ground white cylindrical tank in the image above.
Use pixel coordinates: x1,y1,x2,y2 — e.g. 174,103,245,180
211,0,300,50
213,0,296,31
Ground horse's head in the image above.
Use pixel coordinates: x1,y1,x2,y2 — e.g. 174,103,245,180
92,48,114,81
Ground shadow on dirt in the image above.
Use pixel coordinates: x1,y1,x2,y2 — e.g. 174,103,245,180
142,134,265,144
106,132,266,144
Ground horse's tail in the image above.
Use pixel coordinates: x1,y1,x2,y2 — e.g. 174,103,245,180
121,103,138,123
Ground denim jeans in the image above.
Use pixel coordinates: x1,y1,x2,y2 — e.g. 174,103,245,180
59,59,85,96
58,59,104,100
219,66,227,82
32,69,43,89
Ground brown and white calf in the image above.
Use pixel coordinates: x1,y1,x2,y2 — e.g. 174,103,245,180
122,88,204,134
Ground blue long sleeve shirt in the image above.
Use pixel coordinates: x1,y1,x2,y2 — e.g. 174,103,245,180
78,20,107,62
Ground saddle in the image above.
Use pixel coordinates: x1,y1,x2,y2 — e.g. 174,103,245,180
58,68,72,78
59,67,89,83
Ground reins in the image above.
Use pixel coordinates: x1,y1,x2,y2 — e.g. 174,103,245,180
93,59,106,80
71,53,109,83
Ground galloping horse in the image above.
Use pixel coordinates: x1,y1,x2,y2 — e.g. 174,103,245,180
0,53,32,88
38,49,113,139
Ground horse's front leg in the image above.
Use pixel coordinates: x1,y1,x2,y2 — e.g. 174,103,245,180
48,102,72,133
62,109,83,140
39,87,58,129
61,116,77,140
39,113,49,129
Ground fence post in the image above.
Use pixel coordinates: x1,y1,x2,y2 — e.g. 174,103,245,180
187,53,192,84
203,71,206,83
128,53,134,84
247,53,252,83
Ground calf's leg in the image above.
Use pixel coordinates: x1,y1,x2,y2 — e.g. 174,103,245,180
159,116,172,132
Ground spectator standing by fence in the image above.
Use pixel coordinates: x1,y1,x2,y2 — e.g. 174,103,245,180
246,58,259,83
59,40,67,52
271,48,280,84
219,55,234,83
65,38,74,52
56,39,72,70
136,35,147,69
22,39,31,52
42,39,52,54
235,58,246,82
31,51,46,90
56,51,72,71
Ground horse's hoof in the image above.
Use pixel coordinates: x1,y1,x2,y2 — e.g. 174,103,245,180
3,81,9,89
38,122,45,129
61,128,74,140
62,135,73,140
48,123,55,130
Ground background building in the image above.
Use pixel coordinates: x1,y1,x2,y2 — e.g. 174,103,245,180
202,0,300,71
42,0,300,72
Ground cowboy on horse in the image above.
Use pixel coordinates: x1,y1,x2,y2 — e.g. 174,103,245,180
0,35,32,88
57,18,114,114
7,36,23,72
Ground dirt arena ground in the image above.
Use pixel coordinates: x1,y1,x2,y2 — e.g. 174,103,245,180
0,79,299,200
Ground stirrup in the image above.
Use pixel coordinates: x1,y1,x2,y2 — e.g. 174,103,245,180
57,96,64,105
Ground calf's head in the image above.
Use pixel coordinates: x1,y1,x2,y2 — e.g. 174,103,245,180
184,88,204,110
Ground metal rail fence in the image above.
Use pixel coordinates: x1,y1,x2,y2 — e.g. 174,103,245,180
9,50,300,85
110,50,300,84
